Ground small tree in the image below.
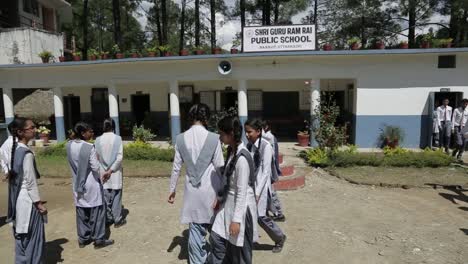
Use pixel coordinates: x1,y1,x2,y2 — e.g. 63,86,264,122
208,107,238,132
313,94,348,150
132,125,156,143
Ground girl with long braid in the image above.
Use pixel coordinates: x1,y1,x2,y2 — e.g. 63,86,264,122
244,118,287,253
209,116,258,264
6,117,47,263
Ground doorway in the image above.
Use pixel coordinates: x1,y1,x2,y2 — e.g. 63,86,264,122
131,94,150,126
91,88,109,135
434,92,463,109
63,95,81,133
221,91,237,110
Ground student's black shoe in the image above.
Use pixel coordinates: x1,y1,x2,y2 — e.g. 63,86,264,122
114,219,127,228
94,239,114,249
272,214,286,222
452,150,458,157
272,235,287,253
78,240,92,248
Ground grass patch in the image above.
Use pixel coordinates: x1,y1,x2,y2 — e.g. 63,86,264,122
328,166,468,188
36,155,174,178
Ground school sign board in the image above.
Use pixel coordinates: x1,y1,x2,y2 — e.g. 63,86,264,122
243,25,316,52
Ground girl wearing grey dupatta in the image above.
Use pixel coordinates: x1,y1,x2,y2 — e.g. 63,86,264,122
168,104,224,264
95,119,125,227
7,117,47,264
66,122,114,249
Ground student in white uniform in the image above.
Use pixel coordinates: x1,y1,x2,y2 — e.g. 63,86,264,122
437,98,453,154
244,119,287,253
262,120,286,222
66,122,114,249
1,122,15,179
451,99,468,160
168,104,224,264
209,116,258,264
95,118,126,227
6,117,47,264
432,103,440,148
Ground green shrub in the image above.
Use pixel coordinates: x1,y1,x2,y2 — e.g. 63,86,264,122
383,146,409,156
37,141,67,156
124,141,174,162
303,148,330,167
132,125,156,143
330,152,382,167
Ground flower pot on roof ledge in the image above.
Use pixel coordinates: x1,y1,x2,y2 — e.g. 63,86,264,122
420,41,430,49
88,55,97,61
375,42,385,49
147,52,156,57
41,57,50,63
213,48,222,54
58,56,65,62
230,48,239,54
73,55,81,61
323,44,333,51
115,53,124,59
130,52,139,58
441,43,452,48
180,49,190,56
350,43,360,50
163,51,173,57
194,50,204,55
400,42,409,49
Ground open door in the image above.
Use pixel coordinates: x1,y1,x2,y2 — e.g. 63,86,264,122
427,92,435,148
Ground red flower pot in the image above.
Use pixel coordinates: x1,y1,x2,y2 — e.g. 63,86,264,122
164,51,172,57
39,134,49,144
297,134,310,147
384,138,399,148
420,42,430,49
195,50,204,55
350,43,360,50
147,52,156,57
213,48,222,54
230,48,239,54
323,44,333,51
88,55,97,61
59,56,65,62
375,42,385,49
400,43,409,49
115,53,124,59
73,56,81,61
180,49,190,56
131,53,139,58
441,43,452,48
101,54,109,60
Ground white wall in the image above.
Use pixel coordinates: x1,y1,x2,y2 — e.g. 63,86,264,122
0,28,64,64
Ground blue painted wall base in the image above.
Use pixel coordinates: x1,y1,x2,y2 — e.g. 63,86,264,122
239,115,248,144
171,116,181,145
111,116,120,135
55,116,66,142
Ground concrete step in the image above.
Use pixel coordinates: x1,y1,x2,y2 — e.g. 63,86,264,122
280,165,295,176
274,167,307,191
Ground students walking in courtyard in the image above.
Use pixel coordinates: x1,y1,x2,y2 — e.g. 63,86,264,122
437,98,453,154
244,118,287,253
168,103,224,264
66,122,114,249
95,118,126,227
451,99,468,160
6,117,47,264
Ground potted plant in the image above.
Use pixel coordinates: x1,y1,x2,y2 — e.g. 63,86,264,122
379,125,405,148
72,51,82,61
130,48,140,58
399,41,409,49
323,43,333,51
180,49,190,56
58,49,65,62
193,46,205,55
159,45,172,56
100,51,110,60
435,38,453,48
420,34,432,48
347,37,360,50
38,50,53,63
112,44,124,59
146,46,157,57
88,48,98,60
37,126,51,144
297,120,310,147
375,40,385,49
213,47,223,54
231,39,240,54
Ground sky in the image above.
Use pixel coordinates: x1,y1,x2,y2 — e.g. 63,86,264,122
135,0,450,49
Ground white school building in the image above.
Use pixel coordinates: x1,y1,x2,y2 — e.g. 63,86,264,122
0,48,467,148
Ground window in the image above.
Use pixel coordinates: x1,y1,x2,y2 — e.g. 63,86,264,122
23,0,39,16
438,55,456,69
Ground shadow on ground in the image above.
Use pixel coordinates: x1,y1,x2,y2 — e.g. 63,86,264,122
45,238,68,264
167,229,189,261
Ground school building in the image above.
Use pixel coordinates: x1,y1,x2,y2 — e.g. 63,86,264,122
0,48,467,148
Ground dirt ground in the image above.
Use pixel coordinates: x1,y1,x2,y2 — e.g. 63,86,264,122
0,171,467,264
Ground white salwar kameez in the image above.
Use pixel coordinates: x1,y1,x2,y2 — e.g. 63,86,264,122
254,138,273,217
97,132,123,190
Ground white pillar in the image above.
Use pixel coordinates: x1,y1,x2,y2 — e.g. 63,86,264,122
53,87,66,141
238,79,248,142
108,83,120,135
169,80,180,144
310,79,321,147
